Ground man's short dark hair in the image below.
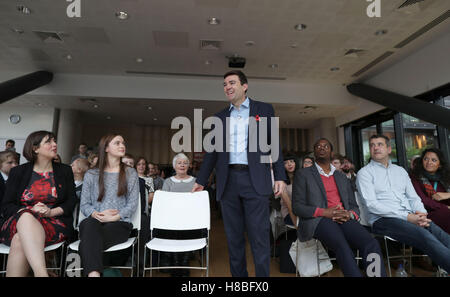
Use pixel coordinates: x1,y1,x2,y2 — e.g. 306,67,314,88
369,134,390,146
342,156,353,164
6,139,15,146
23,131,56,162
224,70,248,86
313,138,334,152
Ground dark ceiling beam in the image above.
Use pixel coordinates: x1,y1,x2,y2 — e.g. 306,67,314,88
0,71,53,104
347,83,450,129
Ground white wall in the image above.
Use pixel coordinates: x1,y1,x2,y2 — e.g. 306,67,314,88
57,109,81,164
0,106,55,164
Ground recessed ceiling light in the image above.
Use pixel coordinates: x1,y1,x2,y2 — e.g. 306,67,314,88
153,118,157,121
208,17,220,25
205,60,212,65
147,106,152,110
93,104,99,108
375,29,388,36
245,41,255,47
17,5,31,14
136,58,143,63
65,54,73,60
106,116,112,120
115,11,129,20
294,24,307,31
330,67,340,72
289,43,298,48
11,28,24,34
269,64,278,69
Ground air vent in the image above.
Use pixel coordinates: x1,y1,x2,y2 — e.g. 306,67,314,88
126,71,286,80
344,49,366,58
394,10,450,48
398,0,426,9
33,31,65,43
200,39,222,50
352,51,394,77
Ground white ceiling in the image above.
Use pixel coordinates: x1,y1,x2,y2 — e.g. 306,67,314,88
1,0,449,127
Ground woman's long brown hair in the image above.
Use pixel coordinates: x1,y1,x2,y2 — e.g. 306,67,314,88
96,134,128,202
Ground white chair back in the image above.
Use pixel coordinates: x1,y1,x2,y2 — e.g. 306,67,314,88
150,190,210,231
77,195,141,231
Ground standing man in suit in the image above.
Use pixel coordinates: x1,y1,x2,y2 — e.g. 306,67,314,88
192,70,286,277
292,138,385,277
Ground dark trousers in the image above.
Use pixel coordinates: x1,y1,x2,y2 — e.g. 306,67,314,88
220,168,270,277
79,217,132,276
314,218,386,277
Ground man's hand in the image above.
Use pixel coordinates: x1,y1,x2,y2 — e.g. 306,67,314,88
332,209,351,224
322,206,339,219
407,212,431,227
273,181,286,197
191,182,204,193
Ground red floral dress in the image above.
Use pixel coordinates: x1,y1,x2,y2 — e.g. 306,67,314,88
0,171,68,246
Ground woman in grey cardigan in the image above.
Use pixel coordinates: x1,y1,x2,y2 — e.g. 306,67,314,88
79,134,139,277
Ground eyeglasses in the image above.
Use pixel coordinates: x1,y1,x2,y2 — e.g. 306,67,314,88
315,144,330,150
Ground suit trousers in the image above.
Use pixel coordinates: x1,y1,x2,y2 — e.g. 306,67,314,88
314,218,386,277
79,217,132,276
220,168,271,277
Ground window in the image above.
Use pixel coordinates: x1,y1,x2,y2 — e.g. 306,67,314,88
401,114,437,169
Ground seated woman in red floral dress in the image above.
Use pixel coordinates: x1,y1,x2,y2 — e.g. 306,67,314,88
0,131,76,277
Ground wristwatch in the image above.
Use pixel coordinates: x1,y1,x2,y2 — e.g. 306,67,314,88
349,212,355,220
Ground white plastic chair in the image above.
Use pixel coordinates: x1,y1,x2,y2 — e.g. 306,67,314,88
143,190,210,277
64,197,141,277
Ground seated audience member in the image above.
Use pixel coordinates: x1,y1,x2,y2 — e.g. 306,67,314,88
161,153,197,277
88,152,98,169
149,162,164,191
410,148,450,234
292,138,386,277
0,131,76,277
302,156,314,168
357,135,450,273
5,139,21,164
71,143,89,164
342,156,357,192
135,157,155,209
0,151,18,204
79,134,139,277
281,154,298,227
122,153,135,168
331,153,343,172
133,156,154,273
410,155,421,171
71,158,90,201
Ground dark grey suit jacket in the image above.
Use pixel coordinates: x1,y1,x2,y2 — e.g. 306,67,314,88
292,165,360,242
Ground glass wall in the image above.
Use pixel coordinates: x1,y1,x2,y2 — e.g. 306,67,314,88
402,114,437,168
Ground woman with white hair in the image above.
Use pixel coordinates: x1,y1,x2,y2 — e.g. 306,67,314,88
160,153,196,277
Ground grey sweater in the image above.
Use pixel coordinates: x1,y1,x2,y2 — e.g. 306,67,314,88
80,167,139,223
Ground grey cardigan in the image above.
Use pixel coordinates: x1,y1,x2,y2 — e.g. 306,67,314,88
80,167,139,223
291,165,360,242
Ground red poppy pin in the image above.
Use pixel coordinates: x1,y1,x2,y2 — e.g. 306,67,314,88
255,115,260,122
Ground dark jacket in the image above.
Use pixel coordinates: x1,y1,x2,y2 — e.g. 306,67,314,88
196,98,286,201
0,162,77,236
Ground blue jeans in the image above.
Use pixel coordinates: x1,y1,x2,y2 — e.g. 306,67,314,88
372,218,450,272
